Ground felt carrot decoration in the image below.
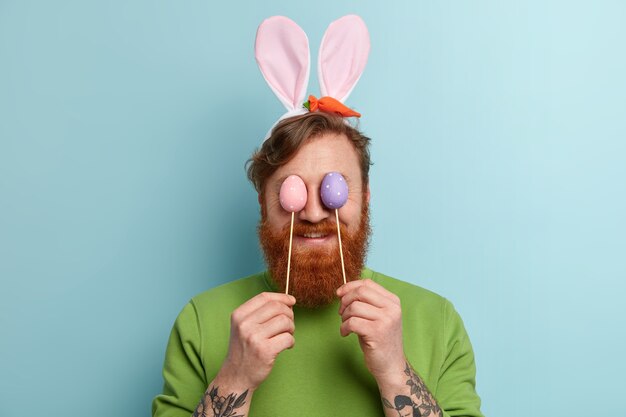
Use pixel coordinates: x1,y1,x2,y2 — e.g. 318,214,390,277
304,95,361,118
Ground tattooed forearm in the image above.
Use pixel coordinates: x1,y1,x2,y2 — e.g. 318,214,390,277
193,385,249,417
382,362,442,417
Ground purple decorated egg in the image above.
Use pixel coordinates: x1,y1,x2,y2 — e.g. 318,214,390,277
279,175,307,212
320,172,349,209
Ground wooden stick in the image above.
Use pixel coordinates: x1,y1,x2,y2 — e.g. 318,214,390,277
285,212,295,294
335,209,347,285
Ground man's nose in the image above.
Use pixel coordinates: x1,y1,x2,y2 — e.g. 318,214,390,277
298,185,330,223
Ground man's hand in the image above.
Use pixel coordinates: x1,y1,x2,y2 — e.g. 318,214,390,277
216,292,296,391
337,279,406,384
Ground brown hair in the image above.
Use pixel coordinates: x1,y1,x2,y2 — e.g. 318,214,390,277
246,112,372,193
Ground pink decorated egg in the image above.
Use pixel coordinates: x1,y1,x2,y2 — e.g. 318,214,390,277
279,175,307,212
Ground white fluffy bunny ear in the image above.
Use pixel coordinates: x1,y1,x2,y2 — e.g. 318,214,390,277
255,16,310,111
318,15,370,103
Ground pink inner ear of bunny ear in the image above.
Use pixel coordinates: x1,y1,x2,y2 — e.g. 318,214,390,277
255,16,310,111
318,15,370,103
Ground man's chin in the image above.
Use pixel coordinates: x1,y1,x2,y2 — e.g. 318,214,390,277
264,250,347,308
292,238,337,256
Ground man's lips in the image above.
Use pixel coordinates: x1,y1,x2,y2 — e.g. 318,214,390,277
294,232,335,246
289,221,342,247
301,232,327,239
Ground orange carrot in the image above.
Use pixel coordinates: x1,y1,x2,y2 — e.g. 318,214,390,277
304,95,361,118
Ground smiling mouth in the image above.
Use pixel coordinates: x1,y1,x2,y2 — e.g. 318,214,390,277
302,232,328,239
295,233,334,246
291,221,339,246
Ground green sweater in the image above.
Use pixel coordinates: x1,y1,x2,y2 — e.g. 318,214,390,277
152,268,483,417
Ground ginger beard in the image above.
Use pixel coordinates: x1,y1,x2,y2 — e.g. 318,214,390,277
258,198,371,308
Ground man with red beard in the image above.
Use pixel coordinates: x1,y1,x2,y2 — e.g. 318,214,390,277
153,113,484,417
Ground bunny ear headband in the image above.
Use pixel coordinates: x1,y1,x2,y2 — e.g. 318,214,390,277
255,15,370,141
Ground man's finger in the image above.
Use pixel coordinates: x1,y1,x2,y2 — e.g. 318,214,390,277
337,279,399,305
338,284,388,315
340,316,373,337
232,292,296,323
248,300,294,325
257,314,295,339
268,332,296,354
340,300,382,322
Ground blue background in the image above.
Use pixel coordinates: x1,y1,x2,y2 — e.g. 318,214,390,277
1,1,625,416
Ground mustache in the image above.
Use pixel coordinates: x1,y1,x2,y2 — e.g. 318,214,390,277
284,220,344,236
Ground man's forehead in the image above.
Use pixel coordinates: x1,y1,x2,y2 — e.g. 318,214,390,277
272,134,360,177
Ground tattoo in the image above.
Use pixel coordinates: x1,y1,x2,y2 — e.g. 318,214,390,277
382,362,442,417
193,385,249,417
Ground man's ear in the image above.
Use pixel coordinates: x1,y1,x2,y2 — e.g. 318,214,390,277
365,183,370,204
258,192,263,206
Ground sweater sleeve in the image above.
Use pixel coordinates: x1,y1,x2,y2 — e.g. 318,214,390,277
436,300,484,417
152,301,207,417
